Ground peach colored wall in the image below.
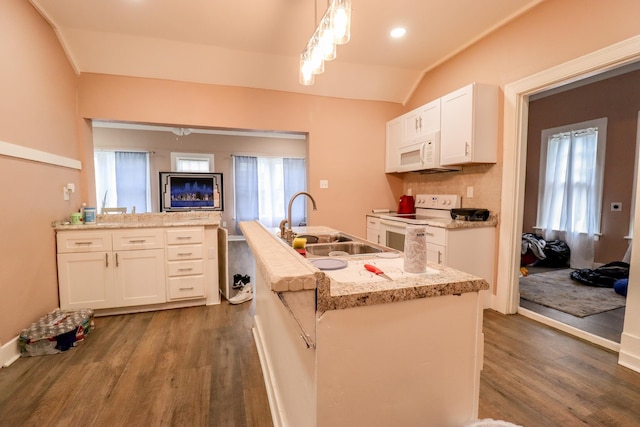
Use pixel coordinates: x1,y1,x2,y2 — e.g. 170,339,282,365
402,0,640,220
78,74,404,237
0,1,80,344
524,70,640,264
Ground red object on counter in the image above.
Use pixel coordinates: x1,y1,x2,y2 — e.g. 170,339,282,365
296,248,307,257
398,195,415,214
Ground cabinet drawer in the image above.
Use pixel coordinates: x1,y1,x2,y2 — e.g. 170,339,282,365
167,259,204,277
167,275,205,300
424,226,446,246
366,216,380,230
166,227,204,245
112,228,164,251
57,231,112,253
167,244,203,261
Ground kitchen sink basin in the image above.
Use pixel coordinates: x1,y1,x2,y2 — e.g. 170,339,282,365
296,233,353,244
305,241,386,257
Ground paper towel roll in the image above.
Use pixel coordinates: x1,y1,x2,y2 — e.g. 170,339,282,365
404,225,427,273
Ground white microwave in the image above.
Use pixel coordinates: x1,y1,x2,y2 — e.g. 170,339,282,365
397,131,460,173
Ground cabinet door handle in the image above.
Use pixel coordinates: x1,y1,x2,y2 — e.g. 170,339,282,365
105,253,109,267
129,239,146,243
418,116,422,131
116,253,119,267
179,286,195,291
438,251,442,264
465,142,470,156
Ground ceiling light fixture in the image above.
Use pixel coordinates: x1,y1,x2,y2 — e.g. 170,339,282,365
299,0,351,86
390,27,406,38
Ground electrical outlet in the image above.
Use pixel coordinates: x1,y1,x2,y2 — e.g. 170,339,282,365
320,180,329,189
466,186,474,198
611,202,622,212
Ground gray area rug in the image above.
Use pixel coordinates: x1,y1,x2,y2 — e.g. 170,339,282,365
519,268,626,317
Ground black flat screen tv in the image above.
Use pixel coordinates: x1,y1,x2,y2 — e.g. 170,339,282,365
159,172,223,212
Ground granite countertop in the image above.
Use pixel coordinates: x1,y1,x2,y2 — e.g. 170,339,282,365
53,211,222,230
239,221,489,313
367,211,498,229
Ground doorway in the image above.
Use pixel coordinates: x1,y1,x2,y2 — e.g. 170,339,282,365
495,35,640,354
517,69,639,344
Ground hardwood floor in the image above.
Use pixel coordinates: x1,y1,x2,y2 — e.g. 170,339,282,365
0,302,272,427
1,304,640,426
520,299,625,343
479,310,640,426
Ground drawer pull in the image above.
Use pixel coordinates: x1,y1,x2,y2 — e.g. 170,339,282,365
177,252,193,256
176,236,192,240
178,267,193,272
425,232,435,236
105,253,109,267
74,241,94,245
116,253,119,267
129,239,146,243
179,286,195,291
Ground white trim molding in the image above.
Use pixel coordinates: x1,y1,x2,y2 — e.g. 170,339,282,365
619,332,640,372
0,140,82,170
1,336,21,369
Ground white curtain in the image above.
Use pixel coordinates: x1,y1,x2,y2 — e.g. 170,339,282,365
233,156,306,233
538,128,603,269
94,151,150,213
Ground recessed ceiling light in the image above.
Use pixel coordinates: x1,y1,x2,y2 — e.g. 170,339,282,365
390,27,406,39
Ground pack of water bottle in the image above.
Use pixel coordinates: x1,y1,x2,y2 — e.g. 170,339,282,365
19,308,94,357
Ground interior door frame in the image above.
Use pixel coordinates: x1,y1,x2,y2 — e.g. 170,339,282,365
494,35,640,363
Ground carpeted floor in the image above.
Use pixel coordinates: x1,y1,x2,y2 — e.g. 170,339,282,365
519,268,626,318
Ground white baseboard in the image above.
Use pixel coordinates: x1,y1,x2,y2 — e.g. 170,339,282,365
1,335,21,368
252,316,285,427
619,332,640,373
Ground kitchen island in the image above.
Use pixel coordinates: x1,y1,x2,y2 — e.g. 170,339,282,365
240,221,489,427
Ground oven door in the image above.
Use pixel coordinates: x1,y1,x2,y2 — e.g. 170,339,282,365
380,219,407,251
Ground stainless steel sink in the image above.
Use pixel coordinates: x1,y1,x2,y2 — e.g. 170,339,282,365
305,241,385,257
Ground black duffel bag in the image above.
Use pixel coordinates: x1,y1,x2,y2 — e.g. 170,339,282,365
570,261,630,288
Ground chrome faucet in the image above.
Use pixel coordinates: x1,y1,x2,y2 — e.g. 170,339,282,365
279,191,318,243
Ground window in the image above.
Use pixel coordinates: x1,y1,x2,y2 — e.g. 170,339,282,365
94,150,151,213
171,152,214,172
233,155,306,233
536,118,607,268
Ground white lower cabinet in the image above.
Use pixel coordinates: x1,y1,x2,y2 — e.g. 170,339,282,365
57,228,168,311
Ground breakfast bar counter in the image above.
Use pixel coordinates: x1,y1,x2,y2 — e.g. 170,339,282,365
240,220,488,427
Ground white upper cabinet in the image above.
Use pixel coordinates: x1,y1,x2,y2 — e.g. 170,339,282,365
440,83,498,165
385,116,403,173
403,99,441,140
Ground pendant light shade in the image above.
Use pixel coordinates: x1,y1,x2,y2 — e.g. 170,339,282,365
331,0,351,45
299,51,315,85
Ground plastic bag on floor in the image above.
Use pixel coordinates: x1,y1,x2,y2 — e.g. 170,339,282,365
19,308,94,357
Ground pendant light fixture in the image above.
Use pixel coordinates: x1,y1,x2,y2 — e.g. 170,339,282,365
299,0,351,85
